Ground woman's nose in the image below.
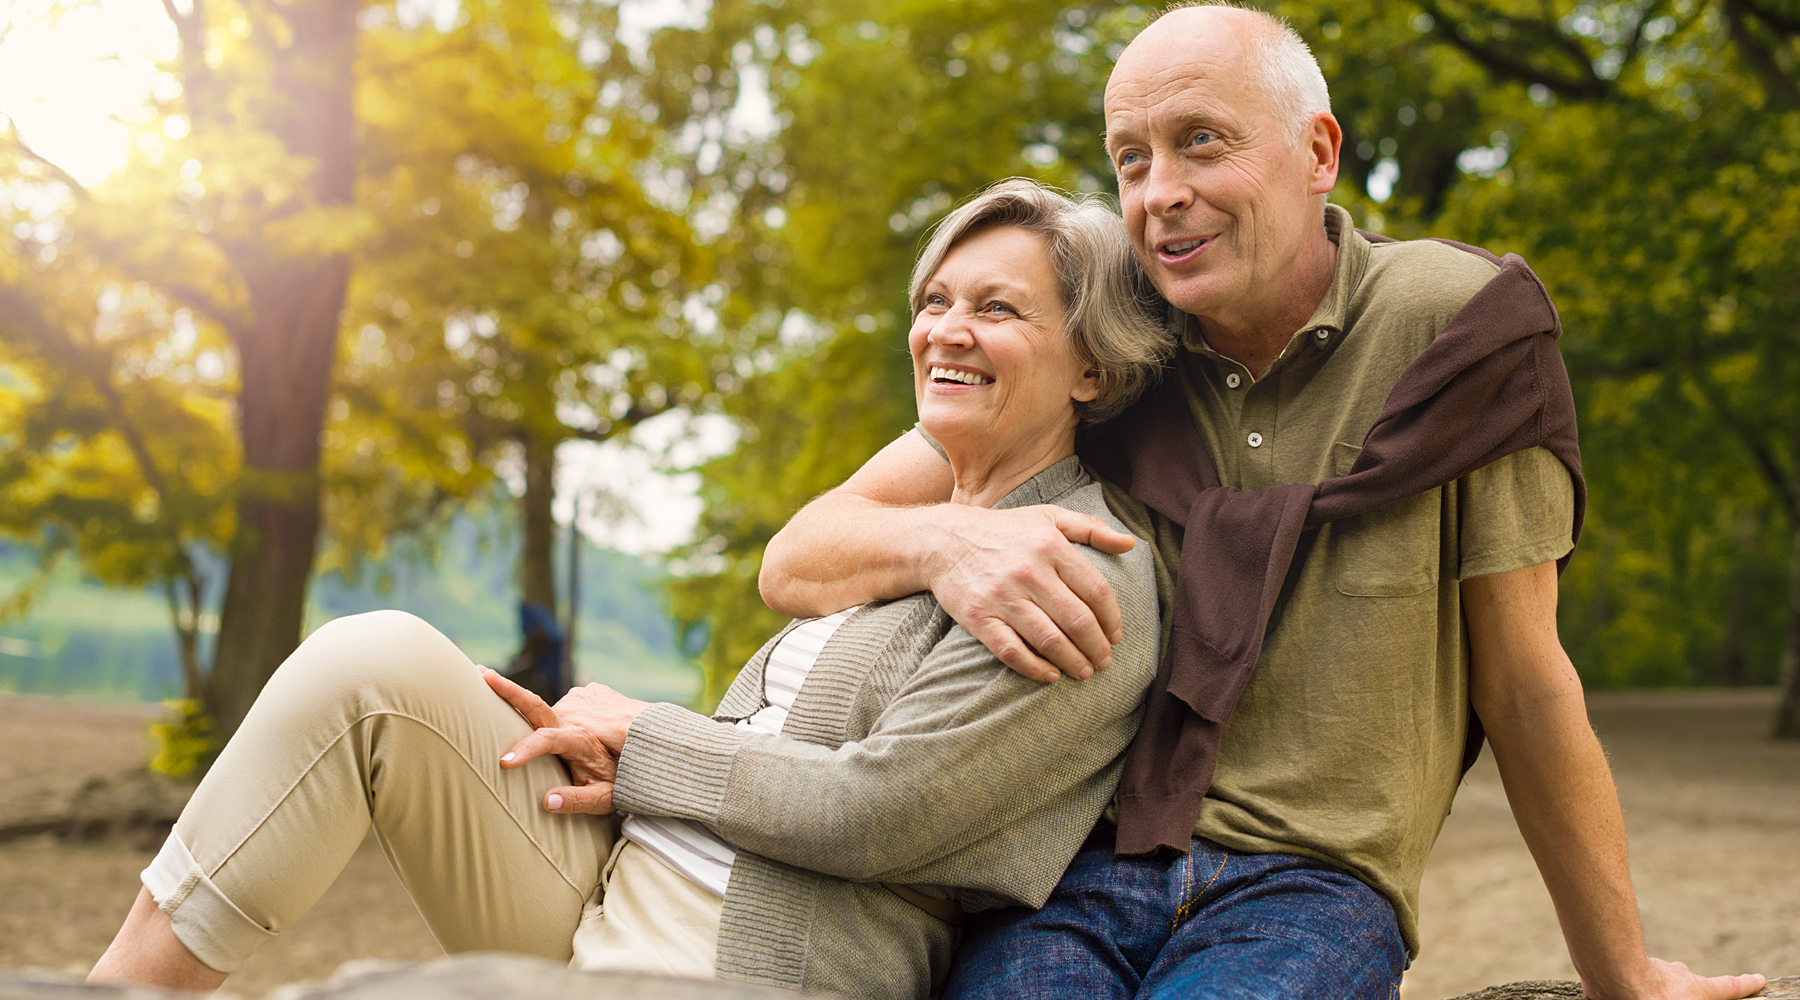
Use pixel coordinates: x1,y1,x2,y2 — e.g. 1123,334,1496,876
926,307,977,349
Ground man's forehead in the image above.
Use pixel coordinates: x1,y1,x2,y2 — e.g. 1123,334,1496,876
1103,60,1251,143
1104,11,1258,123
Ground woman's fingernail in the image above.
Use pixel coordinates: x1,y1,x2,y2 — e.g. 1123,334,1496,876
547,793,563,810
501,752,515,762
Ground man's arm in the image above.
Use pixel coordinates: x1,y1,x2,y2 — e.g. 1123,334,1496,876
758,429,1136,681
1464,563,1766,1000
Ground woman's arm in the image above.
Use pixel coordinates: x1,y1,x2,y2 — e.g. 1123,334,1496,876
614,542,1159,890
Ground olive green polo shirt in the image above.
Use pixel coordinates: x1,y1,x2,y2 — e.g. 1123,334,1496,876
1110,205,1575,958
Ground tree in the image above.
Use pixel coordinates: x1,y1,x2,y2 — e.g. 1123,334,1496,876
341,0,719,681
0,0,362,747
1,0,719,755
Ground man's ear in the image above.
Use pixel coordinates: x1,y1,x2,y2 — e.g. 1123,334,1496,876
1309,112,1343,195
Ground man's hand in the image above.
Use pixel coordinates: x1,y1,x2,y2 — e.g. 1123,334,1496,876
922,503,1134,682
482,669,649,815
757,429,1135,682
1583,958,1765,1000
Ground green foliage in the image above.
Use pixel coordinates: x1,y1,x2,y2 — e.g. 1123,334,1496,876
148,699,213,778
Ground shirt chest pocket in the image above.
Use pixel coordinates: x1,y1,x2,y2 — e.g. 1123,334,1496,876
1326,441,1442,598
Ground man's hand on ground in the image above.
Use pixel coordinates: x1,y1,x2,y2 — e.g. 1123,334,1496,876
924,503,1134,682
1583,958,1765,1000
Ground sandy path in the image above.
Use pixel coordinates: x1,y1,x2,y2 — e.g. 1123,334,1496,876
2,689,1795,998
1404,688,1800,998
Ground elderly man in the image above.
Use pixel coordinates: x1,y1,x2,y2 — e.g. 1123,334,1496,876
759,5,1767,1000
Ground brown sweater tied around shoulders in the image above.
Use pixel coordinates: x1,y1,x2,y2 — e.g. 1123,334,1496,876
1078,246,1588,856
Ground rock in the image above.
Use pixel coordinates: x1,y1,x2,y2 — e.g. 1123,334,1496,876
0,954,821,1000
0,771,191,845
263,955,820,999
4,960,1792,1000
1447,977,1800,1000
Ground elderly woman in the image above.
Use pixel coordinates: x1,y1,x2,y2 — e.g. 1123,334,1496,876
89,179,1171,1000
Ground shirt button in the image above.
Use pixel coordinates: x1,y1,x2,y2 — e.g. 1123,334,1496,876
1315,329,1330,342
1225,373,1242,389
1247,432,1264,448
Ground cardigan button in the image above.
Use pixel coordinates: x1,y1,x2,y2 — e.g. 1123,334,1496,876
1247,432,1264,448
1225,372,1243,389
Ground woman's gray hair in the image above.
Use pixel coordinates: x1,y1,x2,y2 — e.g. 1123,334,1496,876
908,178,1173,424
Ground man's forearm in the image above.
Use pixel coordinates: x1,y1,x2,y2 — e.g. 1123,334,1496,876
1484,681,1651,996
759,492,946,618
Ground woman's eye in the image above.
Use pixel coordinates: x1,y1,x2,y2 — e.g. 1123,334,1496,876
986,301,1014,315
926,293,947,308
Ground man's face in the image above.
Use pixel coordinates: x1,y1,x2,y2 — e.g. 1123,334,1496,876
1104,10,1333,324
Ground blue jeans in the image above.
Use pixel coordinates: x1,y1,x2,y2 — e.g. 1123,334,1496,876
944,826,1407,1000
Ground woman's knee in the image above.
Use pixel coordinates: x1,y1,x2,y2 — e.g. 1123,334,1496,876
269,610,477,713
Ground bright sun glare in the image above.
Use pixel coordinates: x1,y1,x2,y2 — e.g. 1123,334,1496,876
0,0,178,187
0,0,732,555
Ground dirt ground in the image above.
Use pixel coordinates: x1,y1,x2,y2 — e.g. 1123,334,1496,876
1,688,1795,998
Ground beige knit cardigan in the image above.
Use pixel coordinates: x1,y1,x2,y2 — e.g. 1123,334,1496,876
611,456,1160,999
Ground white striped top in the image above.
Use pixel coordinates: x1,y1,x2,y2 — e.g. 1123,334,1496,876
620,608,855,897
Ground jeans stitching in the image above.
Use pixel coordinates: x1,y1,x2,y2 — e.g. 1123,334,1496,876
1173,850,1228,930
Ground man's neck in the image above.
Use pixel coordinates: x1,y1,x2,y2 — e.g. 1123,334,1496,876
1196,230,1339,379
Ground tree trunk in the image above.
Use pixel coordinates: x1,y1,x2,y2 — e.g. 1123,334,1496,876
1713,509,1762,686
519,432,559,613
202,0,358,748
565,501,580,684
1774,512,1800,738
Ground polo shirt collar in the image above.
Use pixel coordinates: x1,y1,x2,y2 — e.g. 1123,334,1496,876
1177,204,1371,376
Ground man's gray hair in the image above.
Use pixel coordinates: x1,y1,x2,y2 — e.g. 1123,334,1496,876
1164,1,1332,144
909,178,1172,424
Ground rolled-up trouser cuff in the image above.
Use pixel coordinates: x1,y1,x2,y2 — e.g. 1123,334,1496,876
142,829,275,973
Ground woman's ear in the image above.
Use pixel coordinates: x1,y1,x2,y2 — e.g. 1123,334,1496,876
1071,368,1101,404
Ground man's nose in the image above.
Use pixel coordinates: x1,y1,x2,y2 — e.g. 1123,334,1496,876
1144,155,1193,217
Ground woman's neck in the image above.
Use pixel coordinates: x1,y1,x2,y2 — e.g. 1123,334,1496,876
945,425,1078,508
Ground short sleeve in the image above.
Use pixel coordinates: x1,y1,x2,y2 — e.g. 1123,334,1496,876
1457,446,1576,580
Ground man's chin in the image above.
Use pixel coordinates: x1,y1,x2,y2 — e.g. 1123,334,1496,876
1155,272,1231,320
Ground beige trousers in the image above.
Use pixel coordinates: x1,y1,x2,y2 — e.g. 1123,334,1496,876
143,610,719,976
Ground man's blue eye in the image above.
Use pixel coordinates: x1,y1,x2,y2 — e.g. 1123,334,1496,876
1118,151,1142,166
1190,131,1215,147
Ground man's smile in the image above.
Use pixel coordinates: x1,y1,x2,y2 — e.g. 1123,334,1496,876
1156,235,1213,266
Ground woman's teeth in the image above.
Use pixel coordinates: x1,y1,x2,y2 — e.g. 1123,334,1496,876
929,366,993,385
1163,238,1204,255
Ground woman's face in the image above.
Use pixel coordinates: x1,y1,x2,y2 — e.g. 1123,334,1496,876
910,225,1098,458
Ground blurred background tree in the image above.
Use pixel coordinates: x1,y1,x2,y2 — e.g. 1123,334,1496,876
0,0,724,759
2,0,1795,745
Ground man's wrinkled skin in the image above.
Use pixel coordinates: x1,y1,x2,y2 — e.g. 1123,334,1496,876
754,7,1767,999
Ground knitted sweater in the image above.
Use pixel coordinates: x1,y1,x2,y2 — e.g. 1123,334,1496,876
612,455,1160,999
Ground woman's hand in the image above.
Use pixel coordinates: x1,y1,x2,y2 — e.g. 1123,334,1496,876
481,668,646,815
